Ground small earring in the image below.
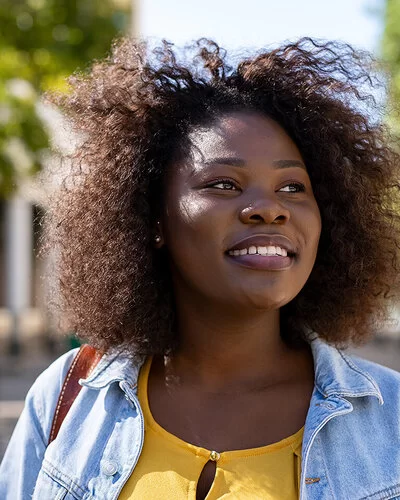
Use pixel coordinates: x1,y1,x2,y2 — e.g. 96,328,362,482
154,235,161,244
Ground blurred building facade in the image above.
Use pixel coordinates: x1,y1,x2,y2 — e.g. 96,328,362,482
0,0,138,351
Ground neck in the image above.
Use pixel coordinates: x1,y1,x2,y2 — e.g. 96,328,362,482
167,291,310,392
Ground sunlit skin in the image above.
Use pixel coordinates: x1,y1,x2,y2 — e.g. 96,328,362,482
163,112,321,315
149,111,322,498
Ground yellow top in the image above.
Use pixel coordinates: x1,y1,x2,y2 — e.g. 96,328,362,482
119,357,303,499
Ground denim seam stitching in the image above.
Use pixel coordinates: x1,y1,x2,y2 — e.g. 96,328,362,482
359,483,400,500
313,380,327,398
338,350,382,399
49,348,84,443
54,487,68,500
42,459,86,497
315,433,335,496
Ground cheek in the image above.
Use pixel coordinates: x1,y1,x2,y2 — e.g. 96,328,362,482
179,193,211,224
312,206,322,243
292,202,321,266
162,191,229,280
305,206,322,262
162,193,228,290
164,192,218,240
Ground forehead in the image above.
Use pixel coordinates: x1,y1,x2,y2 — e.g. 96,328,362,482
187,112,303,164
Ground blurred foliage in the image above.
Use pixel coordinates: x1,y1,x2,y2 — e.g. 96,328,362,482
0,0,130,198
381,0,400,137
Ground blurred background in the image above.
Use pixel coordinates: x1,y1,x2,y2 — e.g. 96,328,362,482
1,0,400,458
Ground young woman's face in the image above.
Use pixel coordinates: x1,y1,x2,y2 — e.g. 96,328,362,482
161,111,321,311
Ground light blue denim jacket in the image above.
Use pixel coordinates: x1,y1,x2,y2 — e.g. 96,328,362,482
1,337,400,500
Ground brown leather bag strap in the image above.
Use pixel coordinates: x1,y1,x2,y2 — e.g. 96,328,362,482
48,344,103,445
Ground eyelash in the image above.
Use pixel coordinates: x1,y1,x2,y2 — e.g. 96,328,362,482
204,178,306,193
205,178,240,190
279,182,306,193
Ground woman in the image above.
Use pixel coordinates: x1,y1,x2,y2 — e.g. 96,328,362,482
1,37,400,499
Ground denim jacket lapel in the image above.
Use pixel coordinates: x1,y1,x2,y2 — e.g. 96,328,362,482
300,338,384,500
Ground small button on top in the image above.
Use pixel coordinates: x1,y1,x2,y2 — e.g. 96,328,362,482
101,460,118,476
210,450,220,462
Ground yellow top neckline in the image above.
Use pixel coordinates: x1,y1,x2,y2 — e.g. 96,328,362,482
138,356,304,463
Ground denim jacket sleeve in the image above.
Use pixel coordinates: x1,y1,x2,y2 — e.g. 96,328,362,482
0,348,79,500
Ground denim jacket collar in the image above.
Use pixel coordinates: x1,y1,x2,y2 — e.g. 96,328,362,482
81,337,384,405
80,349,145,390
309,337,383,404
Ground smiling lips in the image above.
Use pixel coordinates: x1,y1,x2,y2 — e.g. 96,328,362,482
226,235,296,271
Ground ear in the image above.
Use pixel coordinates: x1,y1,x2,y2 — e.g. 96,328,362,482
153,220,164,248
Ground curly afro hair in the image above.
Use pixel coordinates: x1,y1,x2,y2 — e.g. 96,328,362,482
44,37,400,355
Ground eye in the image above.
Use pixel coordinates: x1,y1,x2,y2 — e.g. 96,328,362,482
205,179,240,191
278,182,305,193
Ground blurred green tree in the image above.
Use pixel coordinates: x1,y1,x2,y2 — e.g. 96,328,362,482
382,0,400,137
0,0,130,197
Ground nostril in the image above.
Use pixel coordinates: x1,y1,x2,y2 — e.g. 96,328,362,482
273,215,288,223
239,203,290,224
249,214,264,221
248,214,287,223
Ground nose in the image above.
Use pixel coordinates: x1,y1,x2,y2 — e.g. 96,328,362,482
239,196,290,225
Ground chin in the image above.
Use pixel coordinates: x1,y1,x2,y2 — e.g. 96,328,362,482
240,290,291,311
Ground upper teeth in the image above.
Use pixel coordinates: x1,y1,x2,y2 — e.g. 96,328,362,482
228,246,288,257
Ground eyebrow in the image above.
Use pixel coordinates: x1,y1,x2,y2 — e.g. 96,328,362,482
201,157,307,170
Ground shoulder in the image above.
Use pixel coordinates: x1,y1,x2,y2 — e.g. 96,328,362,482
346,352,400,406
32,348,80,393
25,348,80,441
11,347,141,448
349,353,400,384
